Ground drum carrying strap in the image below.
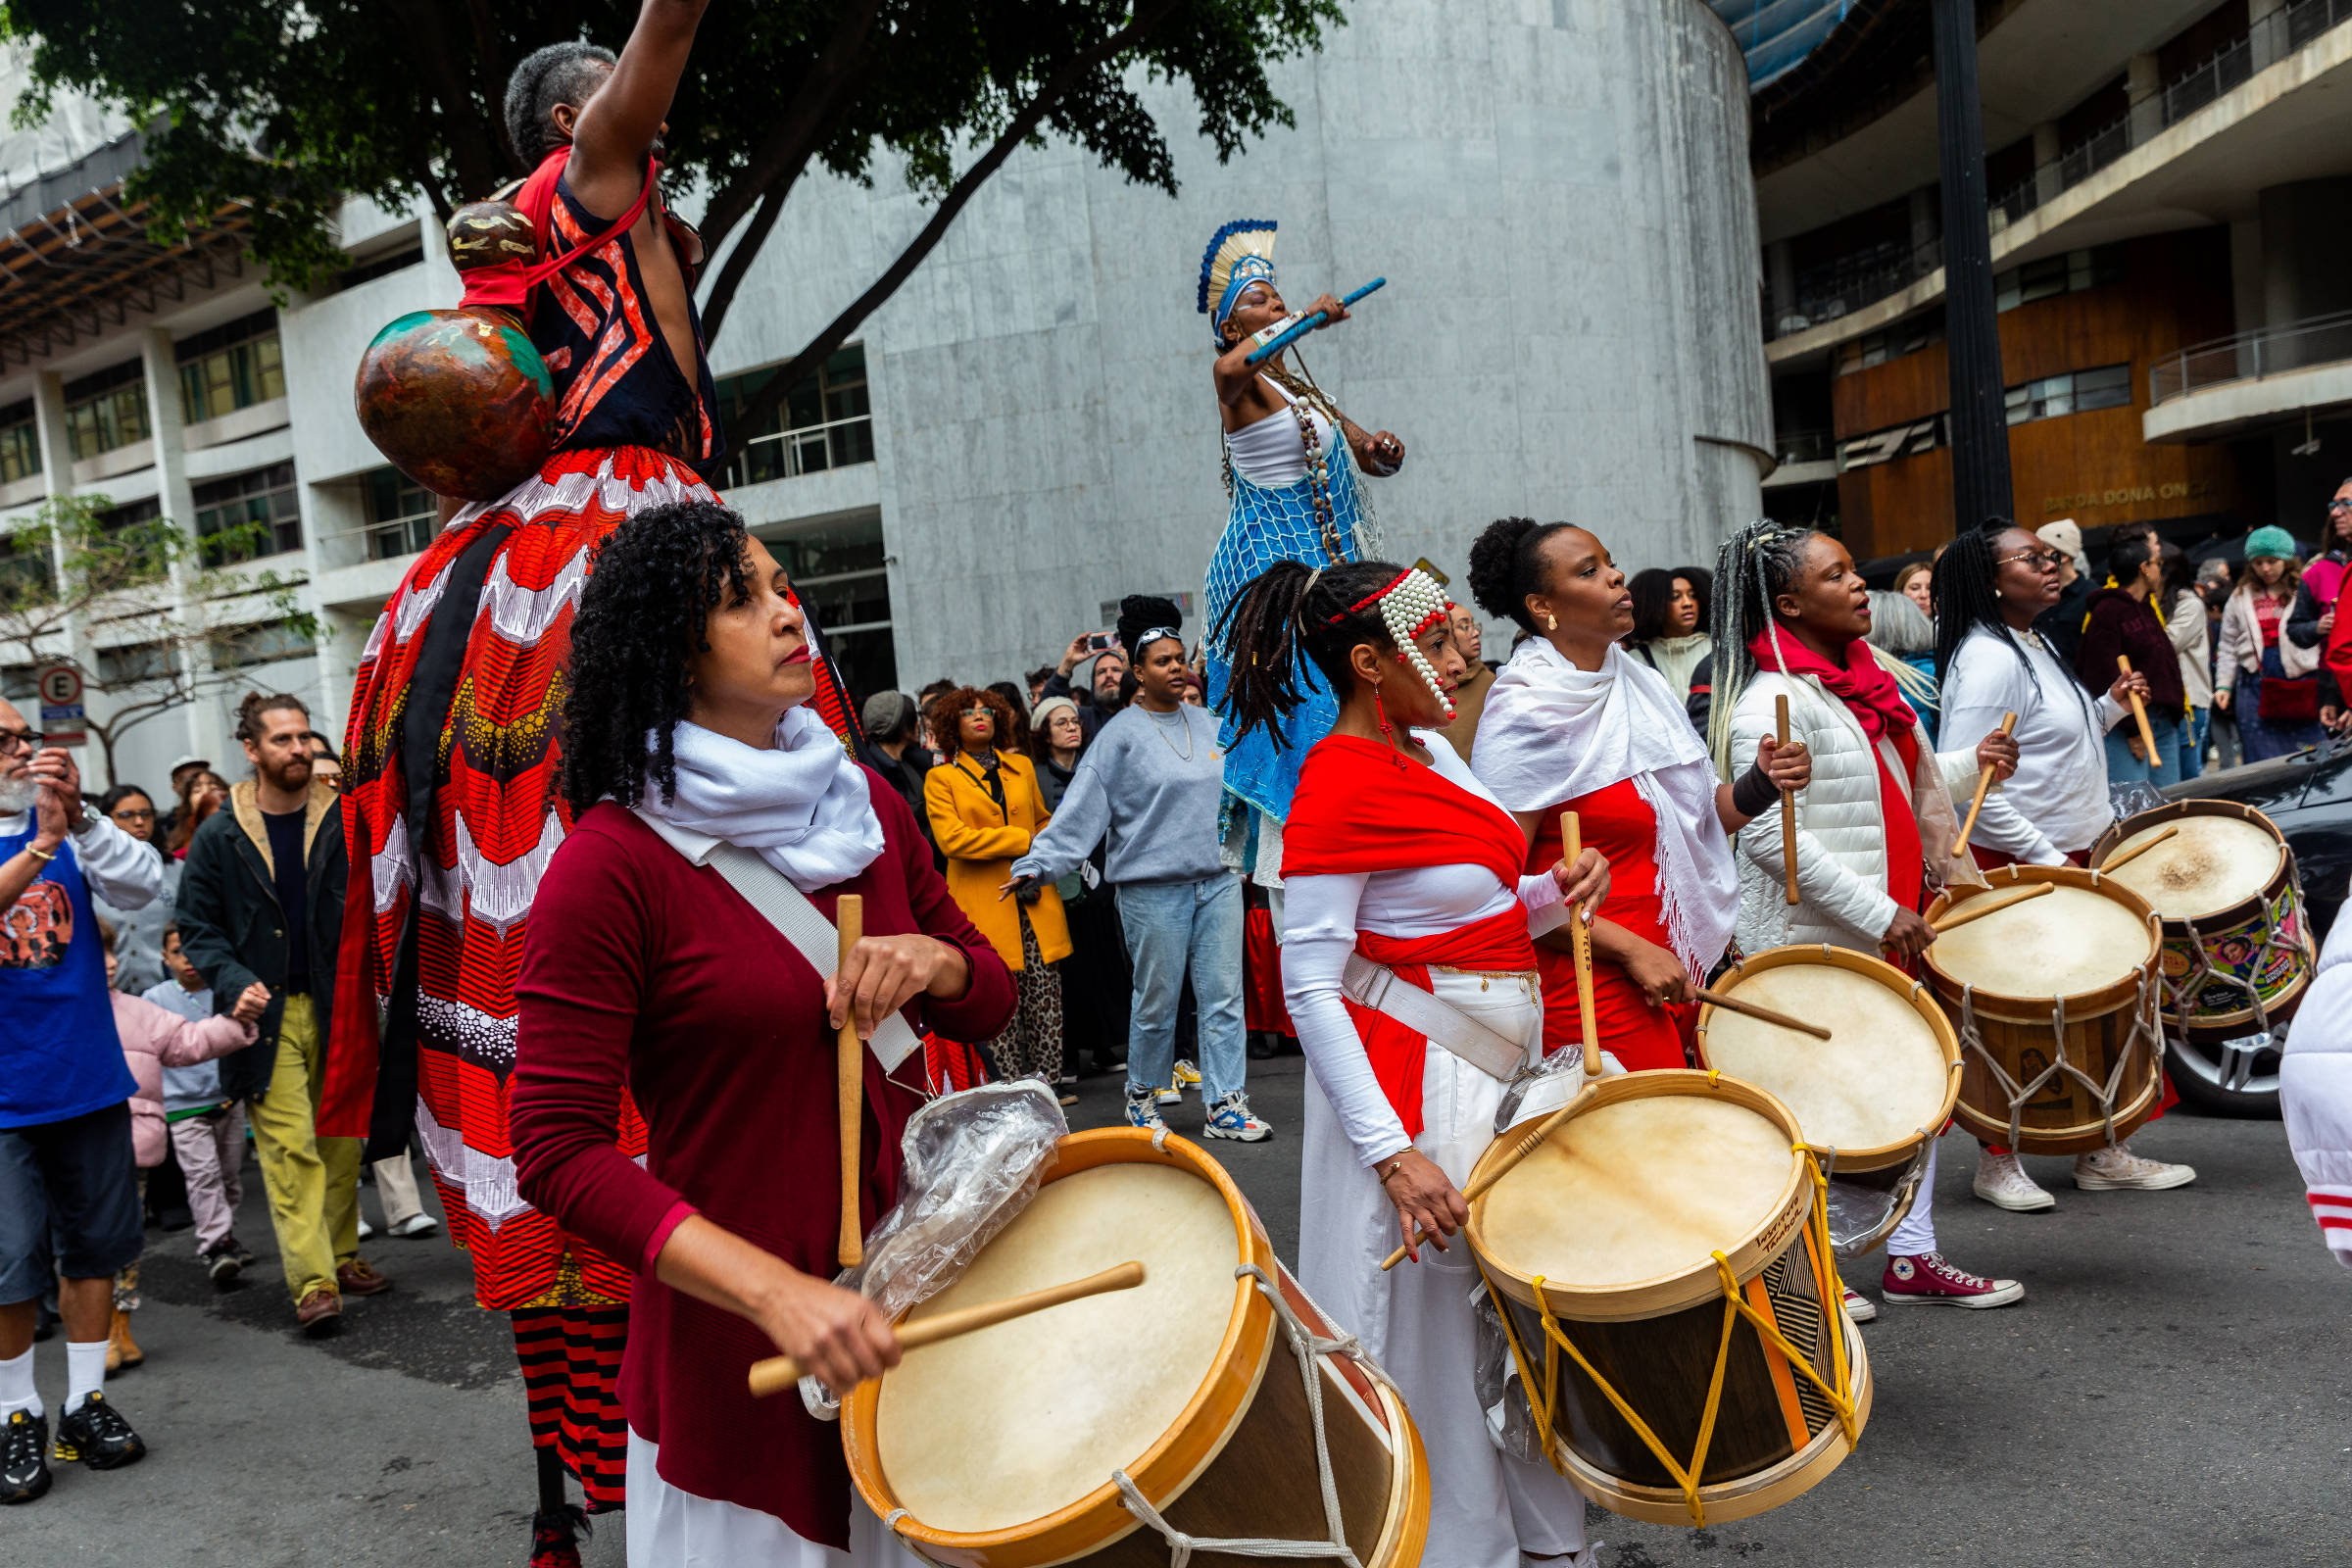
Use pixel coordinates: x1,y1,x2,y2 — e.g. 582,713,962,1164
1340,953,1529,1082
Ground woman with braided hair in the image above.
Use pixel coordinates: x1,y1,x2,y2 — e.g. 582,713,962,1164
1711,518,2026,1315
1465,518,1808,1073
1216,557,1608,1568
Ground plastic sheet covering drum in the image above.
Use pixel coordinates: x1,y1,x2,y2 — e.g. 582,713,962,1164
353,308,554,501
842,1127,1430,1567
1466,1070,1869,1528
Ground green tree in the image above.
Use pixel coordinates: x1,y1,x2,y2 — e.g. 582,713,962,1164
0,494,319,782
2,0,1342,431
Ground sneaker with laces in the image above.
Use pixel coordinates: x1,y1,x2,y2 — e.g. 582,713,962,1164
50,1391,145,1469
1882,1251,2025,1308
228,1236,258,1268
1,1409,50,1502
1841,1287,1877,1323
1123,1087,1167,1131
201,1242,243,1285
1972,1150,2055,1212
1173,1058,1201,1088
1203,1092,1273,1143
2073,1142,2197,1191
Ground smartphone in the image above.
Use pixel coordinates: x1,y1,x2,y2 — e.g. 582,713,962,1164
1086,632,1119,652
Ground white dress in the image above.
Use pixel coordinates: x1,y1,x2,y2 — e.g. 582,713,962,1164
1281,736,1592,1567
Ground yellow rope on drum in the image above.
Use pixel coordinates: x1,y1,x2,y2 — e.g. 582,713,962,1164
1479,1149,1859,1528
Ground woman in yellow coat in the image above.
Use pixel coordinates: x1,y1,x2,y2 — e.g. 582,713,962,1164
923,686,1072,1086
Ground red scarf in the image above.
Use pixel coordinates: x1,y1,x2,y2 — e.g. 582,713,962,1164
1747,629,1926,923
1284,736,1536,1139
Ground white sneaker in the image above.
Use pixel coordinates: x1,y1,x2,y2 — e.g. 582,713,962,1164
386,1213,440,1239
1973,1151,2055,1212
1841,1286,1877,1324
357,1214,376,1240
2074,1142,2197,1191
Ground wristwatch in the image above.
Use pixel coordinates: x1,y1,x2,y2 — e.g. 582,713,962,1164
73,801,101,836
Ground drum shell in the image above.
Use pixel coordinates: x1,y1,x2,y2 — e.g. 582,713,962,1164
354,308,554,502
1923,866,2165,1155
2089,802,2315,1043
1466,1071,1870,1527
1694,944,1960,1175
841,1129,1429,1568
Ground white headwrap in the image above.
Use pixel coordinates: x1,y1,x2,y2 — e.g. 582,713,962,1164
637,705,884,892
1470,639,1737,976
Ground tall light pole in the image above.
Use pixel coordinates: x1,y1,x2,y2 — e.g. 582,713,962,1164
1932,0,2012,534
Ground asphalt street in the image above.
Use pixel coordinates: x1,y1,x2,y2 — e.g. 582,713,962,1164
9,1052,2348,1567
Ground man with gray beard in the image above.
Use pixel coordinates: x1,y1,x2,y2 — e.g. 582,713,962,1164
0,698,163,1502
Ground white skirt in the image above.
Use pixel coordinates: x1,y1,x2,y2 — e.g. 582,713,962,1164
1296,968,1590,1568
625,1429,928,1568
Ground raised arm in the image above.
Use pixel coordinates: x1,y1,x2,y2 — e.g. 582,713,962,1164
567,0,713,213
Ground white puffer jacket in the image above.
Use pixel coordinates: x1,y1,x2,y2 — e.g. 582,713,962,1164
2282,906,2352,1269
1729,664,1985,954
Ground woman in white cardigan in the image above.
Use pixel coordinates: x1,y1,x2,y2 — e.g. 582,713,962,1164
1711,520,2023,1316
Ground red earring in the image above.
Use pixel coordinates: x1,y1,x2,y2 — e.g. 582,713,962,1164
1372,681,1405,768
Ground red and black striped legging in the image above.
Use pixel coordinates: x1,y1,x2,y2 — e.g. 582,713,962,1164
513,1305,629,1512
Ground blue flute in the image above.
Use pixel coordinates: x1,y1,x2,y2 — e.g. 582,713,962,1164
1243,277,1387,366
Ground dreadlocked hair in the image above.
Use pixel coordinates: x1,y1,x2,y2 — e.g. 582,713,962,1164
1212,558,1409,750
1465,516,1575,630
1706,519,1825,775
560,500,754,818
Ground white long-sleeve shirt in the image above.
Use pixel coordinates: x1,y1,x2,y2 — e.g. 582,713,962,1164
1940,625,2126,862
1,806,163,908
1280,734,1564,1169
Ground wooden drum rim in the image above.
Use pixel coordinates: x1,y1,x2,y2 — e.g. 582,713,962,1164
1465,1070,1812,1324
1922,863,2161,1020
1694,944,1961,1174
2088,799,2295,934
842,1127,1279,1566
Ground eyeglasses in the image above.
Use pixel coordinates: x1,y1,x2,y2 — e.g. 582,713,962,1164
2331,499,2352,513
961,708,992,719
1995,548,2067,573
0,727,42,757
111,808,156,823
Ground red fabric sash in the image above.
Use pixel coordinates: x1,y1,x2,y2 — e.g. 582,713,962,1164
1349,907,1535,1141
459,150,663,315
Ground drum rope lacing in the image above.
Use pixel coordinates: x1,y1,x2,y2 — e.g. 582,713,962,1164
2160,856,2308,1034
1477,1147,1860,1528
1954,957,2162,1150
1105,1263,1397,1567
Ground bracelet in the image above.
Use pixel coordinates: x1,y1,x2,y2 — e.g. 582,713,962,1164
1248,312,1306,349
1731,760,1780,819
1376,1155,1408,1185
22,843,56,863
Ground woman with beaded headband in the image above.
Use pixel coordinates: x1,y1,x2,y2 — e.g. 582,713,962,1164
1215,558,1610,1568
1197,220,1407,873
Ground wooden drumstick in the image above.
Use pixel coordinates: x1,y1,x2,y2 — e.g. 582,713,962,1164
1957,710,2018,853
1776,695,1798,906
2118,655,2158,766
1692,987,1833,1041
836,894,865,1270
1928,880,2054,934
1381,1088,1594,1271
747,1261,1146,1397
2098,823,2180,873
1562,811,1599,1080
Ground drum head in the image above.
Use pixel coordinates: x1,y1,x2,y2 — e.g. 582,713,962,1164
1703,964,1948,1155
1931,884,2151,999
875,1162,1239,1532
2105,813,2281,918
1478,1095,1792,1290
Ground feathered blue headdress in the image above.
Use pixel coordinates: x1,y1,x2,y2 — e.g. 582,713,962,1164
1198,219,1278,347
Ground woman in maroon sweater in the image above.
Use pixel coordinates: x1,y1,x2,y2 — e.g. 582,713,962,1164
2075,530,2187,788
509,501,1013,1562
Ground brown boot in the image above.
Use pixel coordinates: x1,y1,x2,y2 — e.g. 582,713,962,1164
107,1309,142,1371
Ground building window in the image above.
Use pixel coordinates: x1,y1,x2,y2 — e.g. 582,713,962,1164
1994,247,2123,314
1838,416,1946,470
63,361,149,461
1835,318,1946,375
0,401,37,484
363,467,439,561
769,515,894,705
177,309,286,425
96,640,172,686
192,462,302,564
716,347,875,491
2005,365,2132,425
217,616,316,669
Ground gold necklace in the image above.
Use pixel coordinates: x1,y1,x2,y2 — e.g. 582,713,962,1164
1146,706,1196,761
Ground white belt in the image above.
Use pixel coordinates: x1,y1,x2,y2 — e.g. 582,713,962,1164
1340,953,1530,1083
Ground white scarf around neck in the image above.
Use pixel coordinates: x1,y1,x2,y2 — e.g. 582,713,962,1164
639,705,884,892
1470,638,1737,976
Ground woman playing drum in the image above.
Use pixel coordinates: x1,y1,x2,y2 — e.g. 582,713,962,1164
507,501,1015,1565
1463,517,1808,1071
1935,519,2196,1211
1214,558,1608,1568
1710,520,2025,1316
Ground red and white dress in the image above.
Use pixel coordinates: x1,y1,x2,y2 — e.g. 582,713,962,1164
1281,731,1592,1568
1473,638,1739,1072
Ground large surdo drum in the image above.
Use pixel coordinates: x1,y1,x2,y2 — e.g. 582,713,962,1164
1695,946,1960,1256
2089,801,2314,1044
1464,1071,1870,1527
843,1129,1430,1567
1923,866,2164,1154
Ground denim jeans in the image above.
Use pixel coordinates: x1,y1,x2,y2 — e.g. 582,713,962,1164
1116,874,1247,1102
2179,706,2209,781
2104,706,2181,789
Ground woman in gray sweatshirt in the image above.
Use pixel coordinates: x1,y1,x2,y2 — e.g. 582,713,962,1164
1010,597,1270,1143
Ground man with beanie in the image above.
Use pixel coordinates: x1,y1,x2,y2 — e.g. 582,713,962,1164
2034,518,2093,670
860,691,935,841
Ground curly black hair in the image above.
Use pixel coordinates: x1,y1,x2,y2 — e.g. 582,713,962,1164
1465,516,1575,631
503,41,615,169
1211,558,1407,750
561,499,753,816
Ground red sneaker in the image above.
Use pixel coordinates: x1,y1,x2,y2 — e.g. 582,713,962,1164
1882,1251,2024,1309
